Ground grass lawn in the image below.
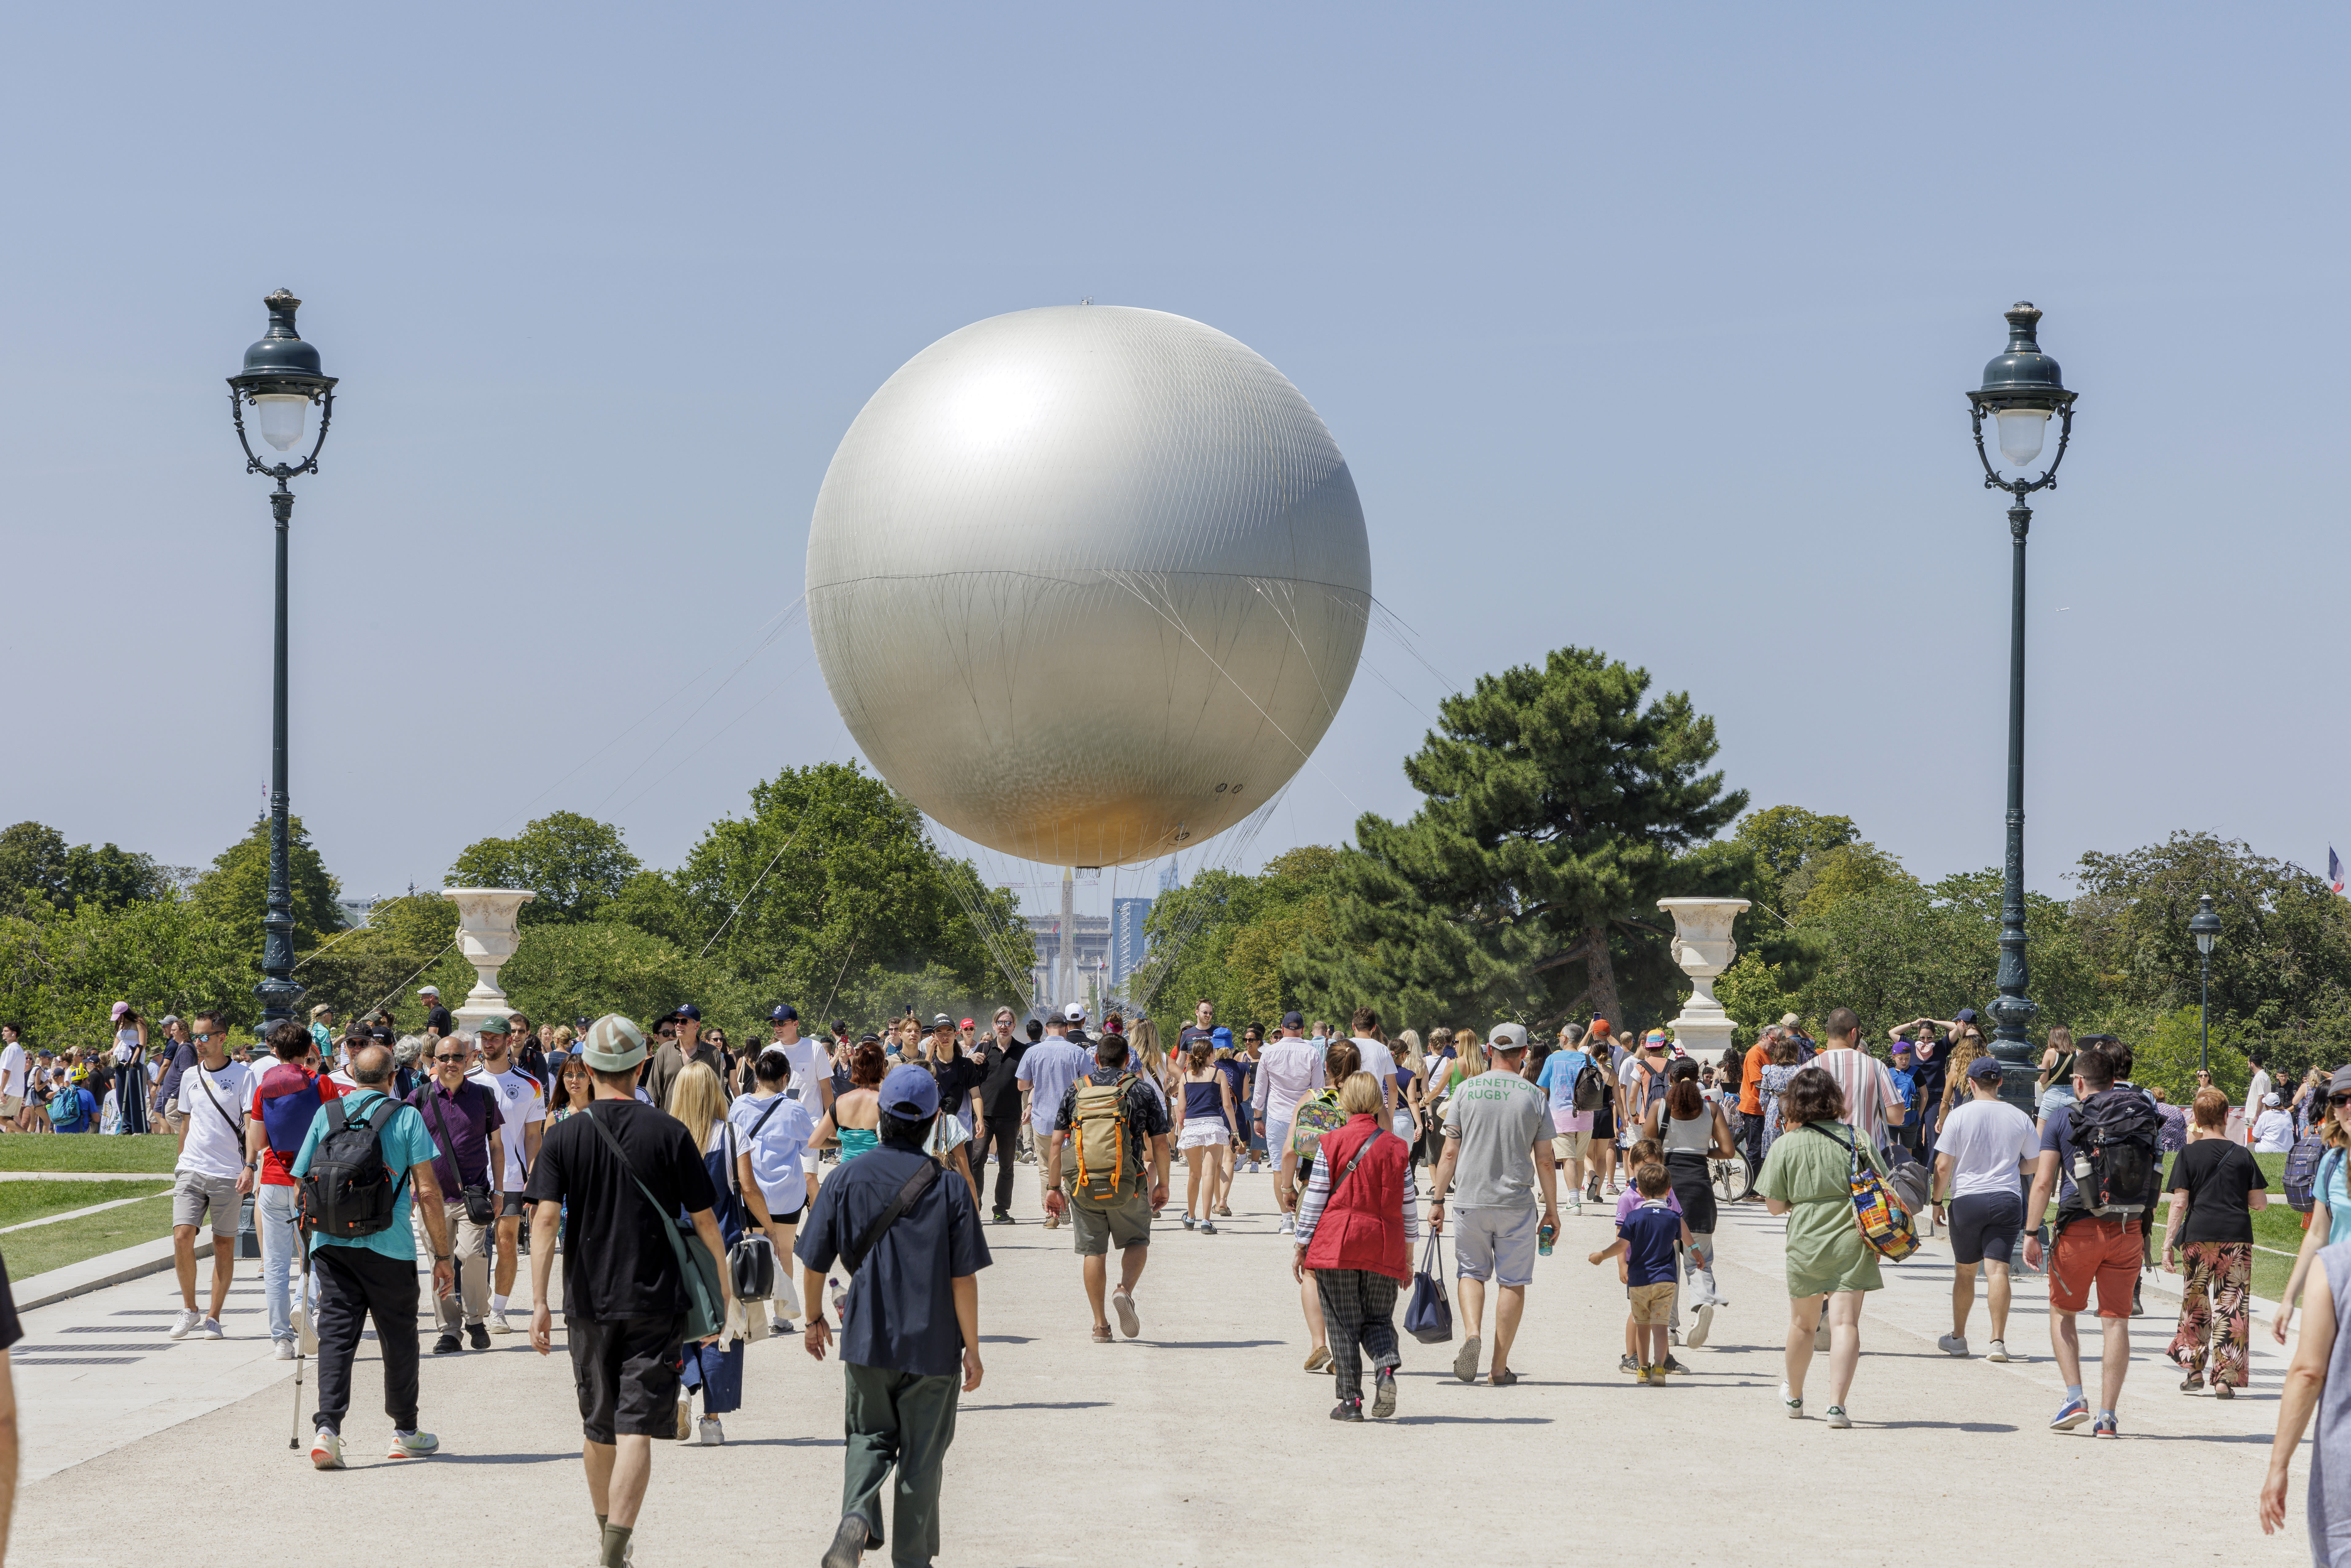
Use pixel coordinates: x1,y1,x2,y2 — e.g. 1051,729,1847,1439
0,1193,175,1280
0,1135,178,1173
0,1179,172,1230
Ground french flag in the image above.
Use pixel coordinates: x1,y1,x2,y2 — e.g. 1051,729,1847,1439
2332,847,2345,895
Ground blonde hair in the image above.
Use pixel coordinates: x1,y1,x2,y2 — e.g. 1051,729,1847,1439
1942,1033,1985,1117
1131,1018,1163,1076
1396,1028,1424,1078
552,1024,576,1050
1456,1037,1488,1078
1337,1071,1385,1116
669,1061,729,1152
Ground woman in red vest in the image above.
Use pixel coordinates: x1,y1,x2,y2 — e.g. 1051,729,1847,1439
1293,1072,1423,1422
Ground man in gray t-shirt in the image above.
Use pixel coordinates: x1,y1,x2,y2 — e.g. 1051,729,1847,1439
1429,1023,1559,1387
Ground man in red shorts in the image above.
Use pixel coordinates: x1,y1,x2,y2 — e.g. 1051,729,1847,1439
2023,1038,2162,1438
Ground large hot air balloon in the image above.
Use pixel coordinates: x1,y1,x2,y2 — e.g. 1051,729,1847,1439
806,305,1370,868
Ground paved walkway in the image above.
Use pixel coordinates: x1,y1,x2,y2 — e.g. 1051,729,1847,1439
6,1165,2318,1565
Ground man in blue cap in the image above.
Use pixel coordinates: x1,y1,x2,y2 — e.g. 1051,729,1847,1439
798,1063,990,1568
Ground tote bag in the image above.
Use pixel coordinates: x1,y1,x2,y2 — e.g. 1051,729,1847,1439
1404,1231,1454,1344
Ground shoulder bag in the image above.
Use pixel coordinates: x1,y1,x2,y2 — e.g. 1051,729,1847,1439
582,1103,726,1343
1805,1121,1918,1262
723,1120,777,1302
425,1085,498,1227
1404,1230,1454,1344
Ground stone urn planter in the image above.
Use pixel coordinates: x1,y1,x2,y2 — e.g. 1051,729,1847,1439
441,888,536,1033
1656,896,1751,1064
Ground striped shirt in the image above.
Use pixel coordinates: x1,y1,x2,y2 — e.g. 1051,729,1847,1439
1810,1047,1902,1153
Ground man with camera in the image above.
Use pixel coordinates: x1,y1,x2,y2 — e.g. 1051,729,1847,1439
408,1030,505,1354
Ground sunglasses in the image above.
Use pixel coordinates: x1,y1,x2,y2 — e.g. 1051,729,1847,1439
434,1054,466,1064
2330,1094,2351,1109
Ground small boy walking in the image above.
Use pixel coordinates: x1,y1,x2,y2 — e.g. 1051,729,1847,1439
1590,1162,1691,1385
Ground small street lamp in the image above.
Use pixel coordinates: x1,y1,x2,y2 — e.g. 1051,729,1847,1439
2189,891,2222,1076
227,290,337,1030
1967,302,2079,1113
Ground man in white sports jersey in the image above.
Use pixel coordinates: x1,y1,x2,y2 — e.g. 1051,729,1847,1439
468,1015,546,1335
769,1004,831,1206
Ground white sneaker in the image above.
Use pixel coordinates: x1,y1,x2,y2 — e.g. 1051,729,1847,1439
1986,1340,2011,1363
1278,1215,1296,1235
310,1429,343,1470
487,1310,513,1335
1824,1405,1852,1429
1937,1333,1969,1358
200,1317,225,1340
168,1308,202,1340
696,1416,725,1446
387,1429,439,1459
273,1340,298,1361
1686,1302,1715,1349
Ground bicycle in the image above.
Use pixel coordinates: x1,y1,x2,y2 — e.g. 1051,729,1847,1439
1709,1152,1749,1204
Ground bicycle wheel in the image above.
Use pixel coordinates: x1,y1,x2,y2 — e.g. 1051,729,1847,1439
1712,1156,1748,1204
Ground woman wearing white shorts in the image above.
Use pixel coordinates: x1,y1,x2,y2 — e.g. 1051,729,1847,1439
1175,1037,1241,1234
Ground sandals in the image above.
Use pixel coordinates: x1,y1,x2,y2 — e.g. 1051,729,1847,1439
1488,1368,1519,1387
1091,1325,1114,1343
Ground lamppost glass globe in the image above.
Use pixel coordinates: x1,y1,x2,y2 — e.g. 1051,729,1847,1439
1995,406,2049,469
255,393,310,451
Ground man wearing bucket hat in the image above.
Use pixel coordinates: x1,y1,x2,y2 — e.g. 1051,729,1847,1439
797,1063,989,1568
527,1015,734,1568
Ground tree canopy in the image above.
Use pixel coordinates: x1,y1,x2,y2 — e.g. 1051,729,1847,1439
1290,647,1749,1032
448,811,642,924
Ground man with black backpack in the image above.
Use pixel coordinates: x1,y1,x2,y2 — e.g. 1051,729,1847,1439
1043,1031,1170,1342
287,1042,454,1470
2023,1039,2163,1438
797,1064,990,1568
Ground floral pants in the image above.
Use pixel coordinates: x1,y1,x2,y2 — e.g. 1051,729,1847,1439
2166,1241,2251,1388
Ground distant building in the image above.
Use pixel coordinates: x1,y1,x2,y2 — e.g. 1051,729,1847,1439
1112,897,1153,988
336,897,376,930
1025,911,1108,1012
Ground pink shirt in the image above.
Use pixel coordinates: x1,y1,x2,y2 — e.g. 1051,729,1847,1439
1811,1047,1902,1152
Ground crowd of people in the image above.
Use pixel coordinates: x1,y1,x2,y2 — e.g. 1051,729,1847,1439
10,984,2351,1564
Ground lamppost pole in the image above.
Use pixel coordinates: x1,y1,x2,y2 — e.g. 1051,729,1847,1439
1967,303,2077,1113
2190,892,2221,1076
229,291,336,1032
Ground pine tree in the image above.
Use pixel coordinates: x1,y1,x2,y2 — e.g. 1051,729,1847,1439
1291,647,1749,1032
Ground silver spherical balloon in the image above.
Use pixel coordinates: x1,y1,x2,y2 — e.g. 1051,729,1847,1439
807,305,1370,868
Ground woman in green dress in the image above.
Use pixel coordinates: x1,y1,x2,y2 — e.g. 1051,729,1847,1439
1755,1064,1892,1429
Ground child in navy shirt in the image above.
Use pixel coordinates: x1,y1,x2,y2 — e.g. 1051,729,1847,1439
1590,1162,1691,1385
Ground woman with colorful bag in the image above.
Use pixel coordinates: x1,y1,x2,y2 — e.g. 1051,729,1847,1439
1756,1065,1902,1428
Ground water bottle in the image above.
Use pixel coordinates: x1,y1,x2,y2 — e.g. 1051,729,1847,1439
1537,1219,1556,1256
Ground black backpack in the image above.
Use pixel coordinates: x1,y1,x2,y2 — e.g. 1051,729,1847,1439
2061,1090,2160,1227
1571,1054,1605,1114
299,1093,407,1239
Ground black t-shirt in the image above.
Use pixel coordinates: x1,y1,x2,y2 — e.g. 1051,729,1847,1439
932,1053,983,1116
522,1099,716,1320
2170,1138,2267,1246
425,1006,454,1035
0,1254,19,1352
976,1041,1027,1119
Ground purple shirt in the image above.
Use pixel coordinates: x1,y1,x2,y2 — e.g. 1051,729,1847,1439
409,1077,505,1194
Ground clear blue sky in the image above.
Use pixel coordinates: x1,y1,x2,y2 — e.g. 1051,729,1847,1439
3,5,2342,916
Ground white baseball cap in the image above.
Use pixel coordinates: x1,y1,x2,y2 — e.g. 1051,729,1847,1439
1062,1003,1086,1023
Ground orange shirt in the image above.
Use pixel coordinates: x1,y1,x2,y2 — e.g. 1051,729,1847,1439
1738,1042,1770,1116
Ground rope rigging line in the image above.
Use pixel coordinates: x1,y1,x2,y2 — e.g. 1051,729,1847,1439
698,820,809,960
488,595,808,838
597,600,810,814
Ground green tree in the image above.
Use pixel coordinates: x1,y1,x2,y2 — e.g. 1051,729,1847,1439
613,764,1030,1025
2069,831,2351,1033
1295,648,1749,1033
1135,847,1339,1035
492,922,754,1037
0,823,176,916
295,892,461,1029
190,817,345,961
448,812,643,925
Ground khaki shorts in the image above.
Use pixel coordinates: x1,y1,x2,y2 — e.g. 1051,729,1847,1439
173,1170,242,1236
1070,1189,1152,1256
1627,1281,1677,1325
0,1095,20,1119
1551,1130,1592,1160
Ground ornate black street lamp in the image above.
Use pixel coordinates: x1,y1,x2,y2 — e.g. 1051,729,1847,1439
228,291,336,1031
1967,303,2078,1111
2190,892,2222,1076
